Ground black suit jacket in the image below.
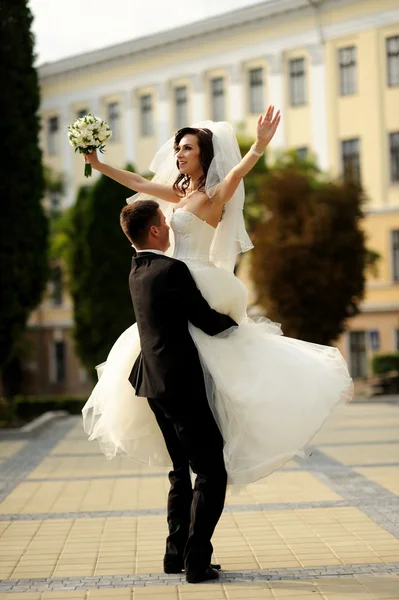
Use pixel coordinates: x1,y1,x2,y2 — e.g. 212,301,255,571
129,252,236,399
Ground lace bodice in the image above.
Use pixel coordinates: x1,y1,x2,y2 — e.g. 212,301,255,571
171,209,215,266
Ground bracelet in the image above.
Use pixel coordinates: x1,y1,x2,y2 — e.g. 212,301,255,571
250,144,263,157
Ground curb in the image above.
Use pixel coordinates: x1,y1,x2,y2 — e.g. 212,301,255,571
0,410,68,439
351,394,399,404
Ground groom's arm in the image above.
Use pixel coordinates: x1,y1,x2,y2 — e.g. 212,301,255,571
167,261,237,335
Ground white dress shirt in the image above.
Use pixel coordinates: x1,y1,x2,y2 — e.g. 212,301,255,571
136,249,165,256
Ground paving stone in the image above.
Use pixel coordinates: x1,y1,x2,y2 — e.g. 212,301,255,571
0,418,77,504
1,565,397,592
1,410,399,595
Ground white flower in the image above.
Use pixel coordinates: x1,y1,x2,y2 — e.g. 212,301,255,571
68,131,80,147
98,126,111,142
68,114,112,151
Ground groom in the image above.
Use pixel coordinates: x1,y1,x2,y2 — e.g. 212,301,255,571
120,200,236,584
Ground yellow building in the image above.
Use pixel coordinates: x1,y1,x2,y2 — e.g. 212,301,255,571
29,0,399,395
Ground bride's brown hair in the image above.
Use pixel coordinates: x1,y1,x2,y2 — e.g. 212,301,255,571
173,127,214,196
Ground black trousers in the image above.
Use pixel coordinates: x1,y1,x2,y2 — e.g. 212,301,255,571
148,390,227,573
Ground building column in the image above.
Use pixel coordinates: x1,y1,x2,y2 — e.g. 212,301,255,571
157,81,170,147
266,53,285,151
123,90,136,166
190,73,205,123
227,63,244,126
307,43,329,171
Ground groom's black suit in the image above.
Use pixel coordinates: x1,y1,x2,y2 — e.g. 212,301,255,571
128,251,236,575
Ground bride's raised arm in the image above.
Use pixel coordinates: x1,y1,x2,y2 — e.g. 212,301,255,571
84,151,181,203
212,105,280,206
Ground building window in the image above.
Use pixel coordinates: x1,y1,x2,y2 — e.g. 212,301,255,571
386,35,399,87
140,95,153,136
107,102,120,142
174,86,188,130
210,77,225,121
248,68,264,114
389,132,399,183
296,147,308,161
341,138,361,184
289,58,306,106
47,116,59,156
76,108,88,119
349,331,368,379
49,190,62,217
52,341,66,384
339,46,357,96
79,367,90,384
51,266,63,306
392,229,399,281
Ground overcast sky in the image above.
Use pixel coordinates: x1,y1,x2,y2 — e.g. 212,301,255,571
29,0,267,65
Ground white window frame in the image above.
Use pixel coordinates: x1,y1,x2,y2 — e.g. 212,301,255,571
210,77,225,121
296,147,308,161
174,86,188,130
387,35,399,87
107,102,120,142
76,108,89,119
392,229,399,282
289,58,306,106
339,46,357,96
47,116,59,156
49,190,62,216
248,68,264,114
349,331,368,379
49,339,66,384
341,138,361,184
389,132,399,183
140,94,153,137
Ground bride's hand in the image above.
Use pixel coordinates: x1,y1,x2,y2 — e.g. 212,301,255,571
256,105,281,147
84,149,100,169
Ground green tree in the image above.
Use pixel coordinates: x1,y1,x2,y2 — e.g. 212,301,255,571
0,1,48,395
251,155,379,345
67,170,136,377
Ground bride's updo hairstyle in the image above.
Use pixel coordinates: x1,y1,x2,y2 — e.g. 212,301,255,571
173,127,214,196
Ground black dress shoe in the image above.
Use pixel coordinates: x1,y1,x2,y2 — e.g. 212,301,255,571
164,562,221,574
164,563,183,574
186,566,220,584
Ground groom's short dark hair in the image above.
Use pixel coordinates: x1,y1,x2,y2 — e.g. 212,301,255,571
120,200,160,246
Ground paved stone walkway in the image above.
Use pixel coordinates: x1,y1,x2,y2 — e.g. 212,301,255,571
0,402,398,599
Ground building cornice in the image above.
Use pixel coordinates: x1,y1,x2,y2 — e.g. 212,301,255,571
365,205,399,215
360,302,399,313
38,0,350,81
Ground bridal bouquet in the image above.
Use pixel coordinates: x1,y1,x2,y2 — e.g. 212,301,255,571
68,113,112,177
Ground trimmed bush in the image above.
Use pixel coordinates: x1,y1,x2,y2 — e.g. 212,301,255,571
13,395,87,418
0,395,87,428
371,353,399,376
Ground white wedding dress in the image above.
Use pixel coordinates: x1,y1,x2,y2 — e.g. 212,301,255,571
82,207,353,484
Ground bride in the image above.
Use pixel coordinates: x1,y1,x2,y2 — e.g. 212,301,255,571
82,106,353,484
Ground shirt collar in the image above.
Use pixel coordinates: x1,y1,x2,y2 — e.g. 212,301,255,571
135,248,165,256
